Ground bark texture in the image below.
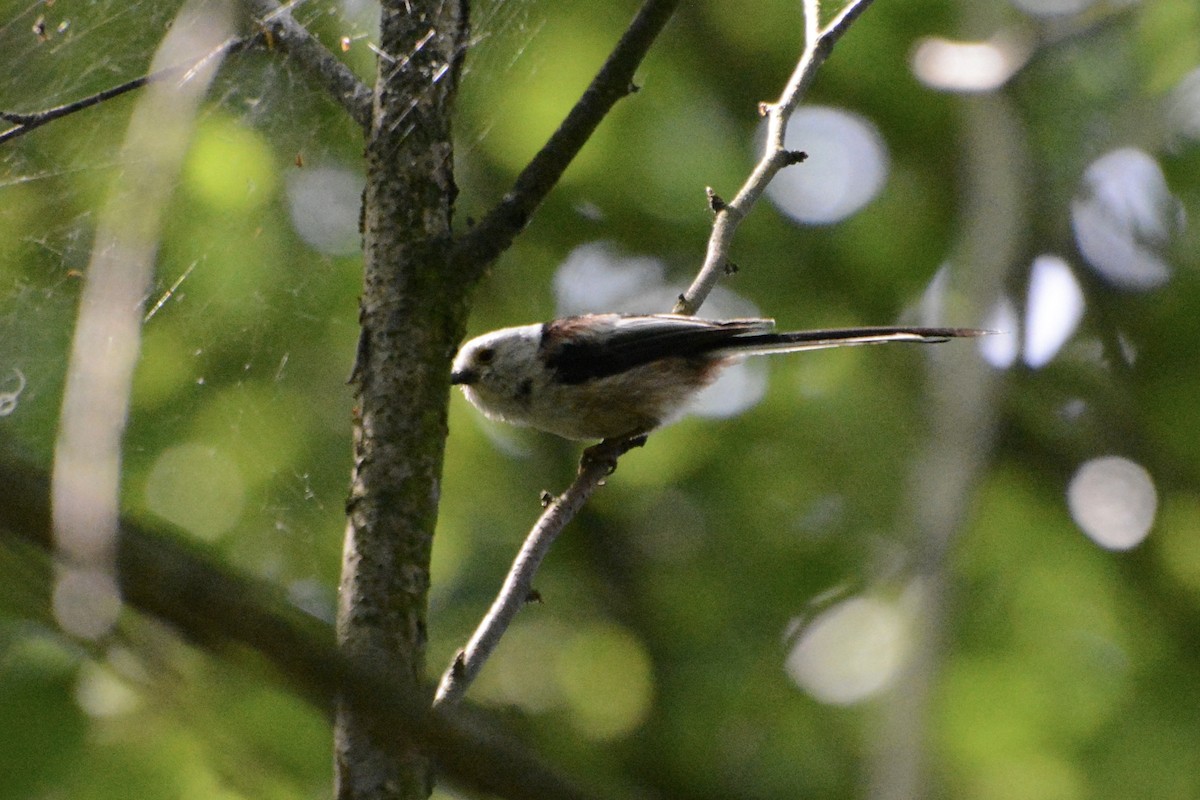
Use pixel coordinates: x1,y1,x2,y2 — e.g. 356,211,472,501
335,1,469,798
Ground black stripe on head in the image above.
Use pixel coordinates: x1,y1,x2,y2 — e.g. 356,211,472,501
540,315,770,384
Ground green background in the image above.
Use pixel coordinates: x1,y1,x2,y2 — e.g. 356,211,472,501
3,0,1200,798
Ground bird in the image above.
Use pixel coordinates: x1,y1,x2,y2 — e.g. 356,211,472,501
450,313,986,441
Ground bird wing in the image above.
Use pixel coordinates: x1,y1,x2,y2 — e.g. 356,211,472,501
541,314,774,384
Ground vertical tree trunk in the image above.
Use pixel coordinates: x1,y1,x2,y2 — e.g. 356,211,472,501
336,2,469,798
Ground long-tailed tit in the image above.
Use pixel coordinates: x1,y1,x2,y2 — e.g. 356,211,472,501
450,313,985,441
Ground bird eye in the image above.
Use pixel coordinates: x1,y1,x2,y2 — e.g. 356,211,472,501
475,347,495,364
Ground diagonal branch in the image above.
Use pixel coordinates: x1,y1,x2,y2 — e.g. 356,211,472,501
434,438,643,707
451,0,681,279
244,0,374,129
674,0,878,315
0,37,254,145
436,0,880,706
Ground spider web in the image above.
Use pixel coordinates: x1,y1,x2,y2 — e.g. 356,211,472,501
0,2,553,792
0,0,549,589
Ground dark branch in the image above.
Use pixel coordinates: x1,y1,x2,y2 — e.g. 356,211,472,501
451,0,681,278
0,452,604,800
0,37,256,145
244,0,374,129
1,2,374,146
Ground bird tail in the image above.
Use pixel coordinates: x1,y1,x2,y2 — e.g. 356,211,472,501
721,326,991,357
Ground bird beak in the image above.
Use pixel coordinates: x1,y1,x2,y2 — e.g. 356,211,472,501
450,368,477,386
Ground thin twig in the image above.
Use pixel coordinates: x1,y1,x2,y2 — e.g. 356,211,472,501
434,438,641,707
0,38,254,145
674,0,878,315
451,0,681,279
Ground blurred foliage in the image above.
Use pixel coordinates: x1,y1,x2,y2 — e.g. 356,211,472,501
3,0,1200,798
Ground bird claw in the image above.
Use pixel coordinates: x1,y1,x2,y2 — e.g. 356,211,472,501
579,434,648,476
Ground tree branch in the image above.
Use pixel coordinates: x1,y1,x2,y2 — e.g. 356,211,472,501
451,0,681,278
434,438,643,707
0,452,606,800
50,0,234,643
436,0,881,706
0,37,253,146
0,0,374,146
244,0,374,129
674,0,878,315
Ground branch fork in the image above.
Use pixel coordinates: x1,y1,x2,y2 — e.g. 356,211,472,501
6,0,876,726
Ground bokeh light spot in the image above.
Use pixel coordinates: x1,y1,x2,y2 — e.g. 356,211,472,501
1167,66,1200,144
1067,456,1157,551
144,443,246,541
52,568,122,641
766,106,888,225
1023,255,1084,368
785,595,910,705
1071,148,1180,291
555,621,654,740
553,242,665,316
286,166,363,255
75,662,141,718
1010,0,1095,17
185,118,276,211
688,359,768,420
980,296,1020,369
474,618,572,715
911,33,1032,93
